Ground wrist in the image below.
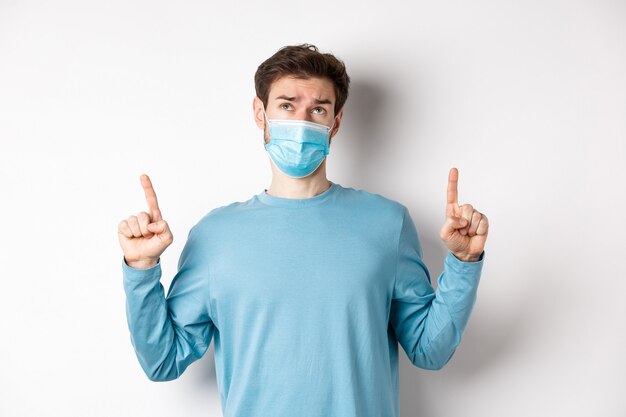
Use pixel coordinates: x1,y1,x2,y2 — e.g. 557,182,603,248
125,257,159,270
451,251,481,262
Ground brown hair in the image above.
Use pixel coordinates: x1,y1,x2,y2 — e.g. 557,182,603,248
254,44,350,116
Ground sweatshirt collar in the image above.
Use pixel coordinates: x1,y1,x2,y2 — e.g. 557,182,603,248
256,181,339,208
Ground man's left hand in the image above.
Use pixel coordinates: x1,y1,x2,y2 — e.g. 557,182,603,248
439,168,489,262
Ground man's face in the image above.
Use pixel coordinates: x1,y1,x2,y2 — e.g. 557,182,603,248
253,75,343,145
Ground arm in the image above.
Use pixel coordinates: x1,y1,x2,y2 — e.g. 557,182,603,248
122,225,215,381
389,206,484,370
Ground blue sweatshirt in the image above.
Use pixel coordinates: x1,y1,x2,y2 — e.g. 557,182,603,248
122,181,484,417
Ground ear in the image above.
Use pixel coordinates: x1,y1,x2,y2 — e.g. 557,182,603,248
329,107,344,143
252,96,266,130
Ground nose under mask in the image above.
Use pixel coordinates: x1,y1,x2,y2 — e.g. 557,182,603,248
263,112,336,178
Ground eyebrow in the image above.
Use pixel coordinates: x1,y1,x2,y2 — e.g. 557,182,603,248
314,98,333,105
275,95,296,101
274,95,333,105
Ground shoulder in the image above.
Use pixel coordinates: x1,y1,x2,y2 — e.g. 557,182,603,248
191,195,258,233
333,184,412,248
335,183,408,224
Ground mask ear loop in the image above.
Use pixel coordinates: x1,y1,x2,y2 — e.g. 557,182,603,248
326,116,339,153
261,105,272,146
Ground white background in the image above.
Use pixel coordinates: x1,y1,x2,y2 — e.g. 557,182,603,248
1,1,625,416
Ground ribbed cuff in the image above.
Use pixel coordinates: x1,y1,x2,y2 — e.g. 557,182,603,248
121,256,161,283
444,251,485,275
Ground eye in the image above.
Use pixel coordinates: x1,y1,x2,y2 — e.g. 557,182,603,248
312,107,327,115
280,103,293,111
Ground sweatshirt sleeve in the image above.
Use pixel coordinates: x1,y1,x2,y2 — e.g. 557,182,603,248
389,206,484,370
122,224,215,381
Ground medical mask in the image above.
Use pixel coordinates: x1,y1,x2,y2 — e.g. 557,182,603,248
263,111,336,178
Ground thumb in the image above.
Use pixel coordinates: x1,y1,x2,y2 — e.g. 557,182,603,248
446,216,467,230
441,216,467,239
147,220,168,234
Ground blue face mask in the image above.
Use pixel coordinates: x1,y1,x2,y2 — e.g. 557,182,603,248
263,112,336,178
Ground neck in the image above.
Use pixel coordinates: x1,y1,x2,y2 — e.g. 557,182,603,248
266,160,331,199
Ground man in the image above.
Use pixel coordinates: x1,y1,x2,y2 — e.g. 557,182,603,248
119,44,488,417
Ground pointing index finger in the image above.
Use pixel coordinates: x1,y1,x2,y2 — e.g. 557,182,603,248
447,167,459,207
140,174,162,222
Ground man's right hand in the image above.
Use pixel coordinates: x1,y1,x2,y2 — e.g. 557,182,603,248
118,174,174,270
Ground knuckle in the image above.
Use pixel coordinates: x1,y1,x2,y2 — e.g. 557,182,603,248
118,221,131,236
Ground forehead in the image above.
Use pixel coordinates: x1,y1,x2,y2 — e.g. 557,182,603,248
268,76,335,102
